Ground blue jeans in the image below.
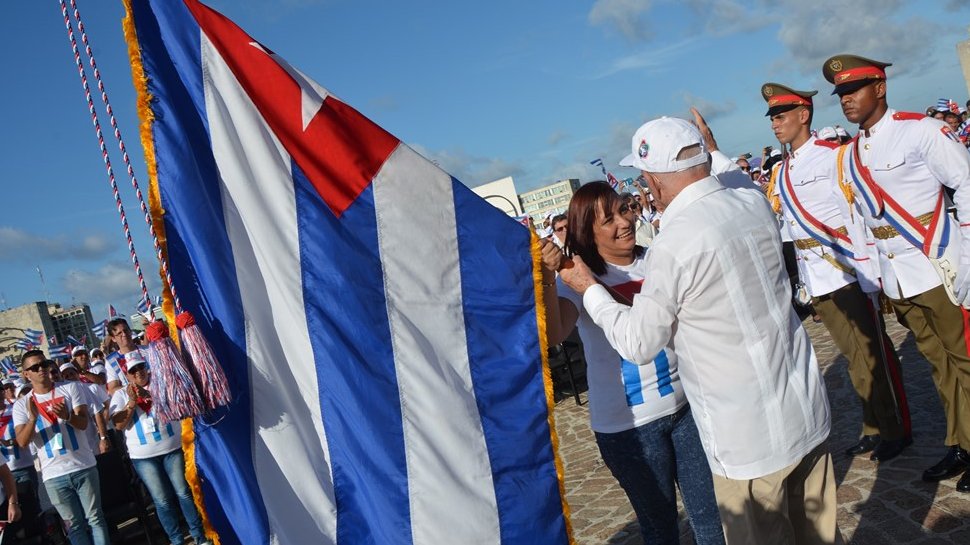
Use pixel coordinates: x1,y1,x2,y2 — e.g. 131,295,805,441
595,405,725,545
131,449,206,545
44,466,110,545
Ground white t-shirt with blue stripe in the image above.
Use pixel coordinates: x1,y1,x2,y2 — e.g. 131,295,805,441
557,251,687,433
12,381,96,481
109,389,181,460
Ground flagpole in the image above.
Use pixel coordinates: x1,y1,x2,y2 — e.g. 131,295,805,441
36,266,52,303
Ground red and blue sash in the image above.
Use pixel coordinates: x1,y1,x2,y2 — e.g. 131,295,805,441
844,136,950,258
778,157,857,258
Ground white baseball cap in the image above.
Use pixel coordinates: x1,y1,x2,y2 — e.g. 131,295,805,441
835,126,849,138
817,126,837,140
619,117,710,173
59,362,78,373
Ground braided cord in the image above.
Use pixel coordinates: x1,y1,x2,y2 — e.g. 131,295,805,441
66,0,182,313
59,0,156,318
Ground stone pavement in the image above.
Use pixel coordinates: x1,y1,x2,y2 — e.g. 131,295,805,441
553,315,970,544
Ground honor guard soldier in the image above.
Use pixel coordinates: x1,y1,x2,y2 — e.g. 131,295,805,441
760,82,911,462
824,54,970,491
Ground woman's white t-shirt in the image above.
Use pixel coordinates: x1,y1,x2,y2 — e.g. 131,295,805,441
557,250,687,433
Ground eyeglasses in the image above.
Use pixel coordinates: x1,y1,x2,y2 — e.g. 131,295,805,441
25,360,53,373
739,166,750,172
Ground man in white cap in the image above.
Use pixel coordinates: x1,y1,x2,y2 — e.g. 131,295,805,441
560,116,839,544
109,354,213,545
71,346,106,386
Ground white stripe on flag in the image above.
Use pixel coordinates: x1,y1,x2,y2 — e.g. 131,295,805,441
373,145,501,545
202,35,337,545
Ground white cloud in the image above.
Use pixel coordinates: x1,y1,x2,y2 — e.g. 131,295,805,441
0,228,116,263
774,0,941,76
589,0,654,41
594,38,699,79
547,130,570,147
62,262,160,310
410,144,526,187
682,92,736,120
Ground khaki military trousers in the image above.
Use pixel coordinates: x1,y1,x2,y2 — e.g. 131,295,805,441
890,285,970,448
813,282,909,440
711,442,843,545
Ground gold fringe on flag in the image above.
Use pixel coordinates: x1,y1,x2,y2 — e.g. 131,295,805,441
531,232,576,544
121,3,220,543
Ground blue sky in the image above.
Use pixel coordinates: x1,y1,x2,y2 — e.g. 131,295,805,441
1,0,969,317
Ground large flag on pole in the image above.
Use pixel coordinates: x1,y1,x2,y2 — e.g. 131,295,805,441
123,2,571,545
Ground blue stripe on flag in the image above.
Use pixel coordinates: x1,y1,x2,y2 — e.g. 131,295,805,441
453,180,569,543
293,168,412,544
135,1,264,543
621,359,645,406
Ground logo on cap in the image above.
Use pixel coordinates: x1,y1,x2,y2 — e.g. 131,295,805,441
762,85,773,97
829,59,843,72
638,140,649,158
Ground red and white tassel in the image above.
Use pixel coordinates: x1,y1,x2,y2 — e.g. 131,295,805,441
176,311,232,410
144,321,204,425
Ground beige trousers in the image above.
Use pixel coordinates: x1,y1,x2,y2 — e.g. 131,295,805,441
711,442,843,545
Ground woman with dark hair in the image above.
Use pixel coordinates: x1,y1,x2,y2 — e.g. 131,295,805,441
540,181,724,545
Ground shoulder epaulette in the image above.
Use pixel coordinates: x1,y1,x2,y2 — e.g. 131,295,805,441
892,111,925,121
813,138,840,149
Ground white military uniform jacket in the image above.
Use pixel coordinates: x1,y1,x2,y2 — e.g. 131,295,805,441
772,138,880,297
839,109,970,299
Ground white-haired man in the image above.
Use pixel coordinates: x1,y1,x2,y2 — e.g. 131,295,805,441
560,116,840,544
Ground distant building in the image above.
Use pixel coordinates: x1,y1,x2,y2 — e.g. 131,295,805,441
472,176,522,216
0,301,95,363
518,179,580,223
48,303,96,350
0,302,57,361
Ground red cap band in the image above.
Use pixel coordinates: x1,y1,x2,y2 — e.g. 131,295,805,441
768,94,812,107
835,66,886,83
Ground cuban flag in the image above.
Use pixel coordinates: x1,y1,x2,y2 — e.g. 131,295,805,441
0,357,17,376
92,320,107,339
48,344,71,359
123,2,570,545
13,339,33,351
136,297,152,316
107,304,119,318
23,329,43,344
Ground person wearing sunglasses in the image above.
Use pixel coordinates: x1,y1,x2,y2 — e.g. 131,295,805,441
12,350,109,545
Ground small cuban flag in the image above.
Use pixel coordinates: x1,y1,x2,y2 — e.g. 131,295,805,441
48,344,71,359
0,357,17,376
92,320,107,339
23,329,43,344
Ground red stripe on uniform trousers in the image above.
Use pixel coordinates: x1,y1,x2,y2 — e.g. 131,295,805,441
184,0,400,218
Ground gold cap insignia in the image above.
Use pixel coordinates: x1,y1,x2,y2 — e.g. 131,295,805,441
763,85,774,97
830,59,843,72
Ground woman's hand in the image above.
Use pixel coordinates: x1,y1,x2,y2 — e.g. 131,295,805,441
539,237,563,277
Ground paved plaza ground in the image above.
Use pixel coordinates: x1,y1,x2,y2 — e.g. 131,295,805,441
554,315,970,544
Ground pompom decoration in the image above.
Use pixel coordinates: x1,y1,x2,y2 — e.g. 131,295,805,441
177,311,232,410
144,320,204,425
